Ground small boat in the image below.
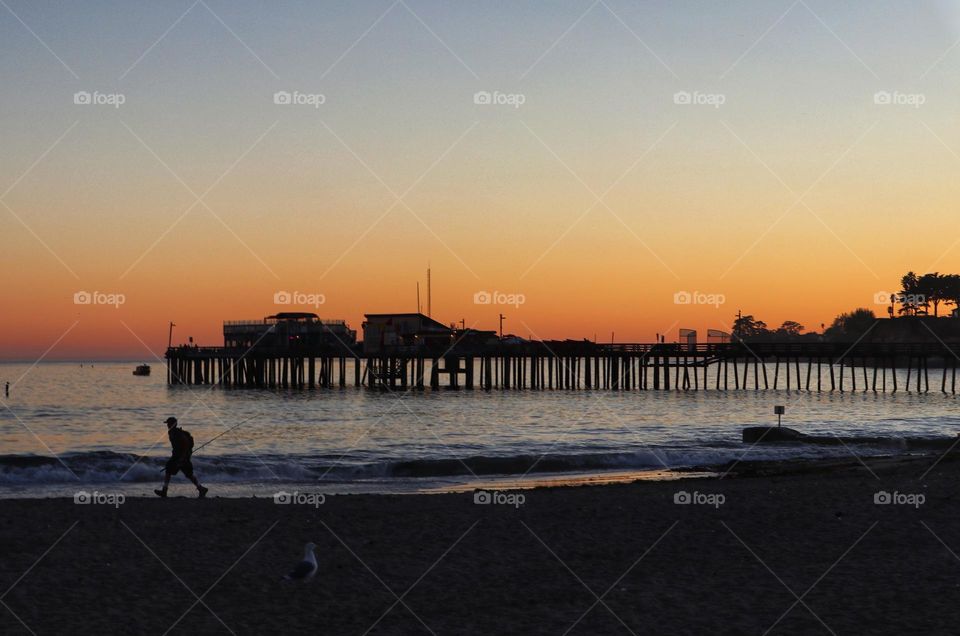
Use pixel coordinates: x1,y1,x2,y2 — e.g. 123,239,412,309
132,364,151,376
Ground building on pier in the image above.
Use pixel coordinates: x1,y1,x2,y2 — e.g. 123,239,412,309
454,328,499,349
223,312,356,350
362,313,453,354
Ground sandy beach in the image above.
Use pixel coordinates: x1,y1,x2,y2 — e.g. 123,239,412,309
2,454,959,635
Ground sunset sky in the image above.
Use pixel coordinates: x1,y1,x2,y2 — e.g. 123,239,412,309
2,1,960,359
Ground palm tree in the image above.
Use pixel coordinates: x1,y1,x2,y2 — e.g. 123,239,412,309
918,272,943,316
899,271,919,315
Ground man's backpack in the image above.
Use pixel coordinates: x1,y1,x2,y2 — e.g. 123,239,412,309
178,428,195,453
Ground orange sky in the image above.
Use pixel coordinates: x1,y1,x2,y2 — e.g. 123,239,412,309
1,2,959,359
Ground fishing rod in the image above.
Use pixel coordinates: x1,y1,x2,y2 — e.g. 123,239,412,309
193,419,250,455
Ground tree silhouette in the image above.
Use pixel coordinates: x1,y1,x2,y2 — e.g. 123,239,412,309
896,271,960,317
825,308,876,340
899,271,922,315
731,314,768,339
943,274,960,316
776,320,805,337
918,272,943,316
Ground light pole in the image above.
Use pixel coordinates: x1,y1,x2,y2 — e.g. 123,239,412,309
499,313,505,339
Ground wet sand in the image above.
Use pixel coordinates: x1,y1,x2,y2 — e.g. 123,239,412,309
2,454,960,635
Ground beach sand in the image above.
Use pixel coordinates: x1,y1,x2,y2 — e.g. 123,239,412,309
2,455,960,635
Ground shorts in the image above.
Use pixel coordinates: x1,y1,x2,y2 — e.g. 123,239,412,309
165,457,194,478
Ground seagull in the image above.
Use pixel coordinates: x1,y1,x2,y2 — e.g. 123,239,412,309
283,542,318,582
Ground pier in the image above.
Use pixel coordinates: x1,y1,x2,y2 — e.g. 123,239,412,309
166,341,960,393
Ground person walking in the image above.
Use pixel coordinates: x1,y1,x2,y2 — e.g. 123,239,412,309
155,417,208,498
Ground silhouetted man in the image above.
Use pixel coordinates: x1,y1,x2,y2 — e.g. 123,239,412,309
155,417,208,498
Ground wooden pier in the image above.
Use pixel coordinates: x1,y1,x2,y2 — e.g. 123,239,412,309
166,341,960,394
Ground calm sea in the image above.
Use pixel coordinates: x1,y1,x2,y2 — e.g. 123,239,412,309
0,361,956,497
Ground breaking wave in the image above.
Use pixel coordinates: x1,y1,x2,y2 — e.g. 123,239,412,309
0,433,950,486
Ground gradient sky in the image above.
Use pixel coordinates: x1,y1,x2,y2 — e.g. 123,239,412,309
1,1,960,359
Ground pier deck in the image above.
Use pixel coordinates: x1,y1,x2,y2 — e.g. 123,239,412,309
165,341,960,393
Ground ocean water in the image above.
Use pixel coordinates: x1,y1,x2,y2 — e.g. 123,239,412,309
0,362,957,497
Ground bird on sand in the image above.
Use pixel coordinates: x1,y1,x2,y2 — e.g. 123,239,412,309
283,542,318,581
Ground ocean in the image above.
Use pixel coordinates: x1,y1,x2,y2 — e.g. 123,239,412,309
0,361,956,497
